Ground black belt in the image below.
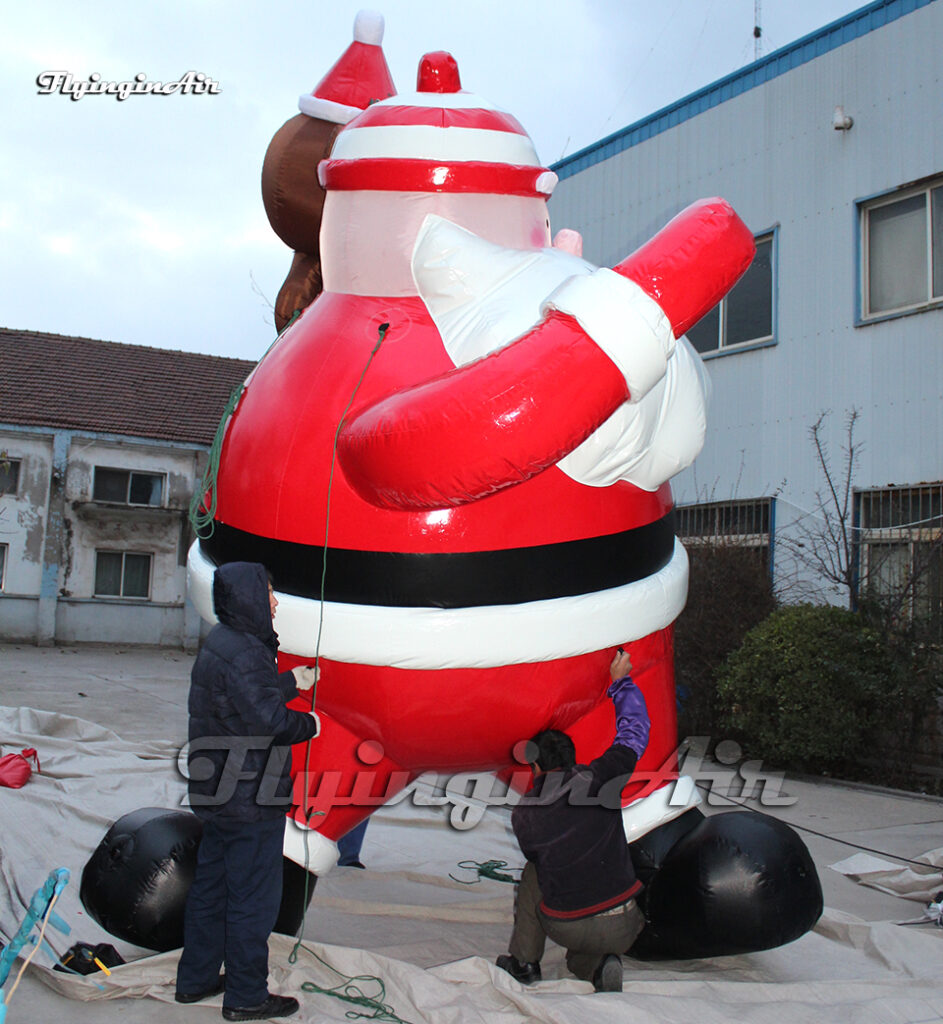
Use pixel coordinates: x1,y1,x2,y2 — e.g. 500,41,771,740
199,512,676,609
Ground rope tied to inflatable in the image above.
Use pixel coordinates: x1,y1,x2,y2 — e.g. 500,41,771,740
295,320,390,825
449,859,521,885
188,309,303,540
188,383,244,540
290,940,413,1024
288,322,392,986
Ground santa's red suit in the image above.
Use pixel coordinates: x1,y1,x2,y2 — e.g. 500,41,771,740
188,45,754,881
68,15,823,962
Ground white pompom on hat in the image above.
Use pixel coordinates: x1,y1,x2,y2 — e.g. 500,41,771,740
298,9,397,125
318,50,557,198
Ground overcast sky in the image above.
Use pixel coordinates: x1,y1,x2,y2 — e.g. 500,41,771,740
2,0,868,362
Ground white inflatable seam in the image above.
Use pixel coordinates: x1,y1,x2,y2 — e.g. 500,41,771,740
543,270,676,403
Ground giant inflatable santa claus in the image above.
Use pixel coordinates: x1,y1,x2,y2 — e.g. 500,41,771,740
83,12,821,959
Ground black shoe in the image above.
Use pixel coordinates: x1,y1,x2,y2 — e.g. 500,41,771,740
175,973,225,1003
496,953,541,984
592,953,623,992
221,994,299,1020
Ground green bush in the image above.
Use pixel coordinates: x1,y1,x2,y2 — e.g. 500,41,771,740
674,543,776,740
715,604,902,775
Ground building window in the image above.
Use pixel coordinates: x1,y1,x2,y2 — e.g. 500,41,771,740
855,484,942,636
686,233,774,355
94,551,152,599
93,467,164,506
0,457,21,496
0,543,7,591
676,497,774,570
860,178,943,318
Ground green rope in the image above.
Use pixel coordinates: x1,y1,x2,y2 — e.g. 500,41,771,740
449,859,522,885
188,308,304,540
190,314,402,1018
313,322,389,674
188,383,244,539
291,940,414,1023
288,321,390,965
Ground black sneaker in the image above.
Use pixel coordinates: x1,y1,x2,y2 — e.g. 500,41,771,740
592,953,623,992
221,993,300,1020
175,973,225,1003
496,953,541,984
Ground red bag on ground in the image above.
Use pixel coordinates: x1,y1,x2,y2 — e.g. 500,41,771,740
0,748,40,788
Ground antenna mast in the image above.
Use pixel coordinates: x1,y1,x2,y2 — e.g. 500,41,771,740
754,0,763,60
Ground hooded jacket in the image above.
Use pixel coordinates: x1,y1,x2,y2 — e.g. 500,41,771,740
187,561,319,823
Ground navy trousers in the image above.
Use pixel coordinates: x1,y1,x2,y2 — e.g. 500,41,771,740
176,816,284,1009
337,819,369,866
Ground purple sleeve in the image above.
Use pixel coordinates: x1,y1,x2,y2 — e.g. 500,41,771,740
606,674,650,759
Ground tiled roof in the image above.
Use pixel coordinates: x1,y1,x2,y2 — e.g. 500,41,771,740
0,328,256,446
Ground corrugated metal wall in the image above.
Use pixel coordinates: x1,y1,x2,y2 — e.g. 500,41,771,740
548,1,943,589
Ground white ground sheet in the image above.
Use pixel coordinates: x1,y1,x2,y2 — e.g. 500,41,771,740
2,705,943,1024
830,849,943,905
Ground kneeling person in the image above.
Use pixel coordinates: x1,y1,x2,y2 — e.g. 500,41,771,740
497,648,648,992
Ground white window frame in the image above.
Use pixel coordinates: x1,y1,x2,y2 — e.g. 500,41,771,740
685,230,776,357
92,467,166,507
94,550,153,600
859,176,943,321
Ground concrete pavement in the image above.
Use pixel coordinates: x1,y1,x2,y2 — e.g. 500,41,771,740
2,642,942,1023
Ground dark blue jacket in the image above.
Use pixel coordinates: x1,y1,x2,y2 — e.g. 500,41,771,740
187,561,318,823
512,674,649,918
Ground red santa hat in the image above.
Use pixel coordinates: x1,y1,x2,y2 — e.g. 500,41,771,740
318,50,558,198
298,9,396,125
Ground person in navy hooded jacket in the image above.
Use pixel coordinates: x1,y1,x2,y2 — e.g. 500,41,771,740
175,562,319,1021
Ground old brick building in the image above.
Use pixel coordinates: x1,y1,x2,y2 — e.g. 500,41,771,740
0,328,253,647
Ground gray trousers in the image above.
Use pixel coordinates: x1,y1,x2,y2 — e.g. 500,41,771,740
508,862,645,981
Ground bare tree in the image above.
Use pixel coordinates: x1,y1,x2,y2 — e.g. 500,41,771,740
786,409,862,608
781,410,942,638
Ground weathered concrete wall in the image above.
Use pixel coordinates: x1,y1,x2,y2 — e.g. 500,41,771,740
58,598,193,646
0,596,39,640
1,427,208,648
0,432,53,599
61,438,204,647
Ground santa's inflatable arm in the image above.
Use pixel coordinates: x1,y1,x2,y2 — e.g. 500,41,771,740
338,198,755,509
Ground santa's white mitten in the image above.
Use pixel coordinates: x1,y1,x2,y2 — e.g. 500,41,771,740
292,665,319,691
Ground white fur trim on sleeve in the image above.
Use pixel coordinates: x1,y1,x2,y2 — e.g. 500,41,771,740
621,776,702,842
542,269,676,402
284,817,339,875
556,333,710,490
